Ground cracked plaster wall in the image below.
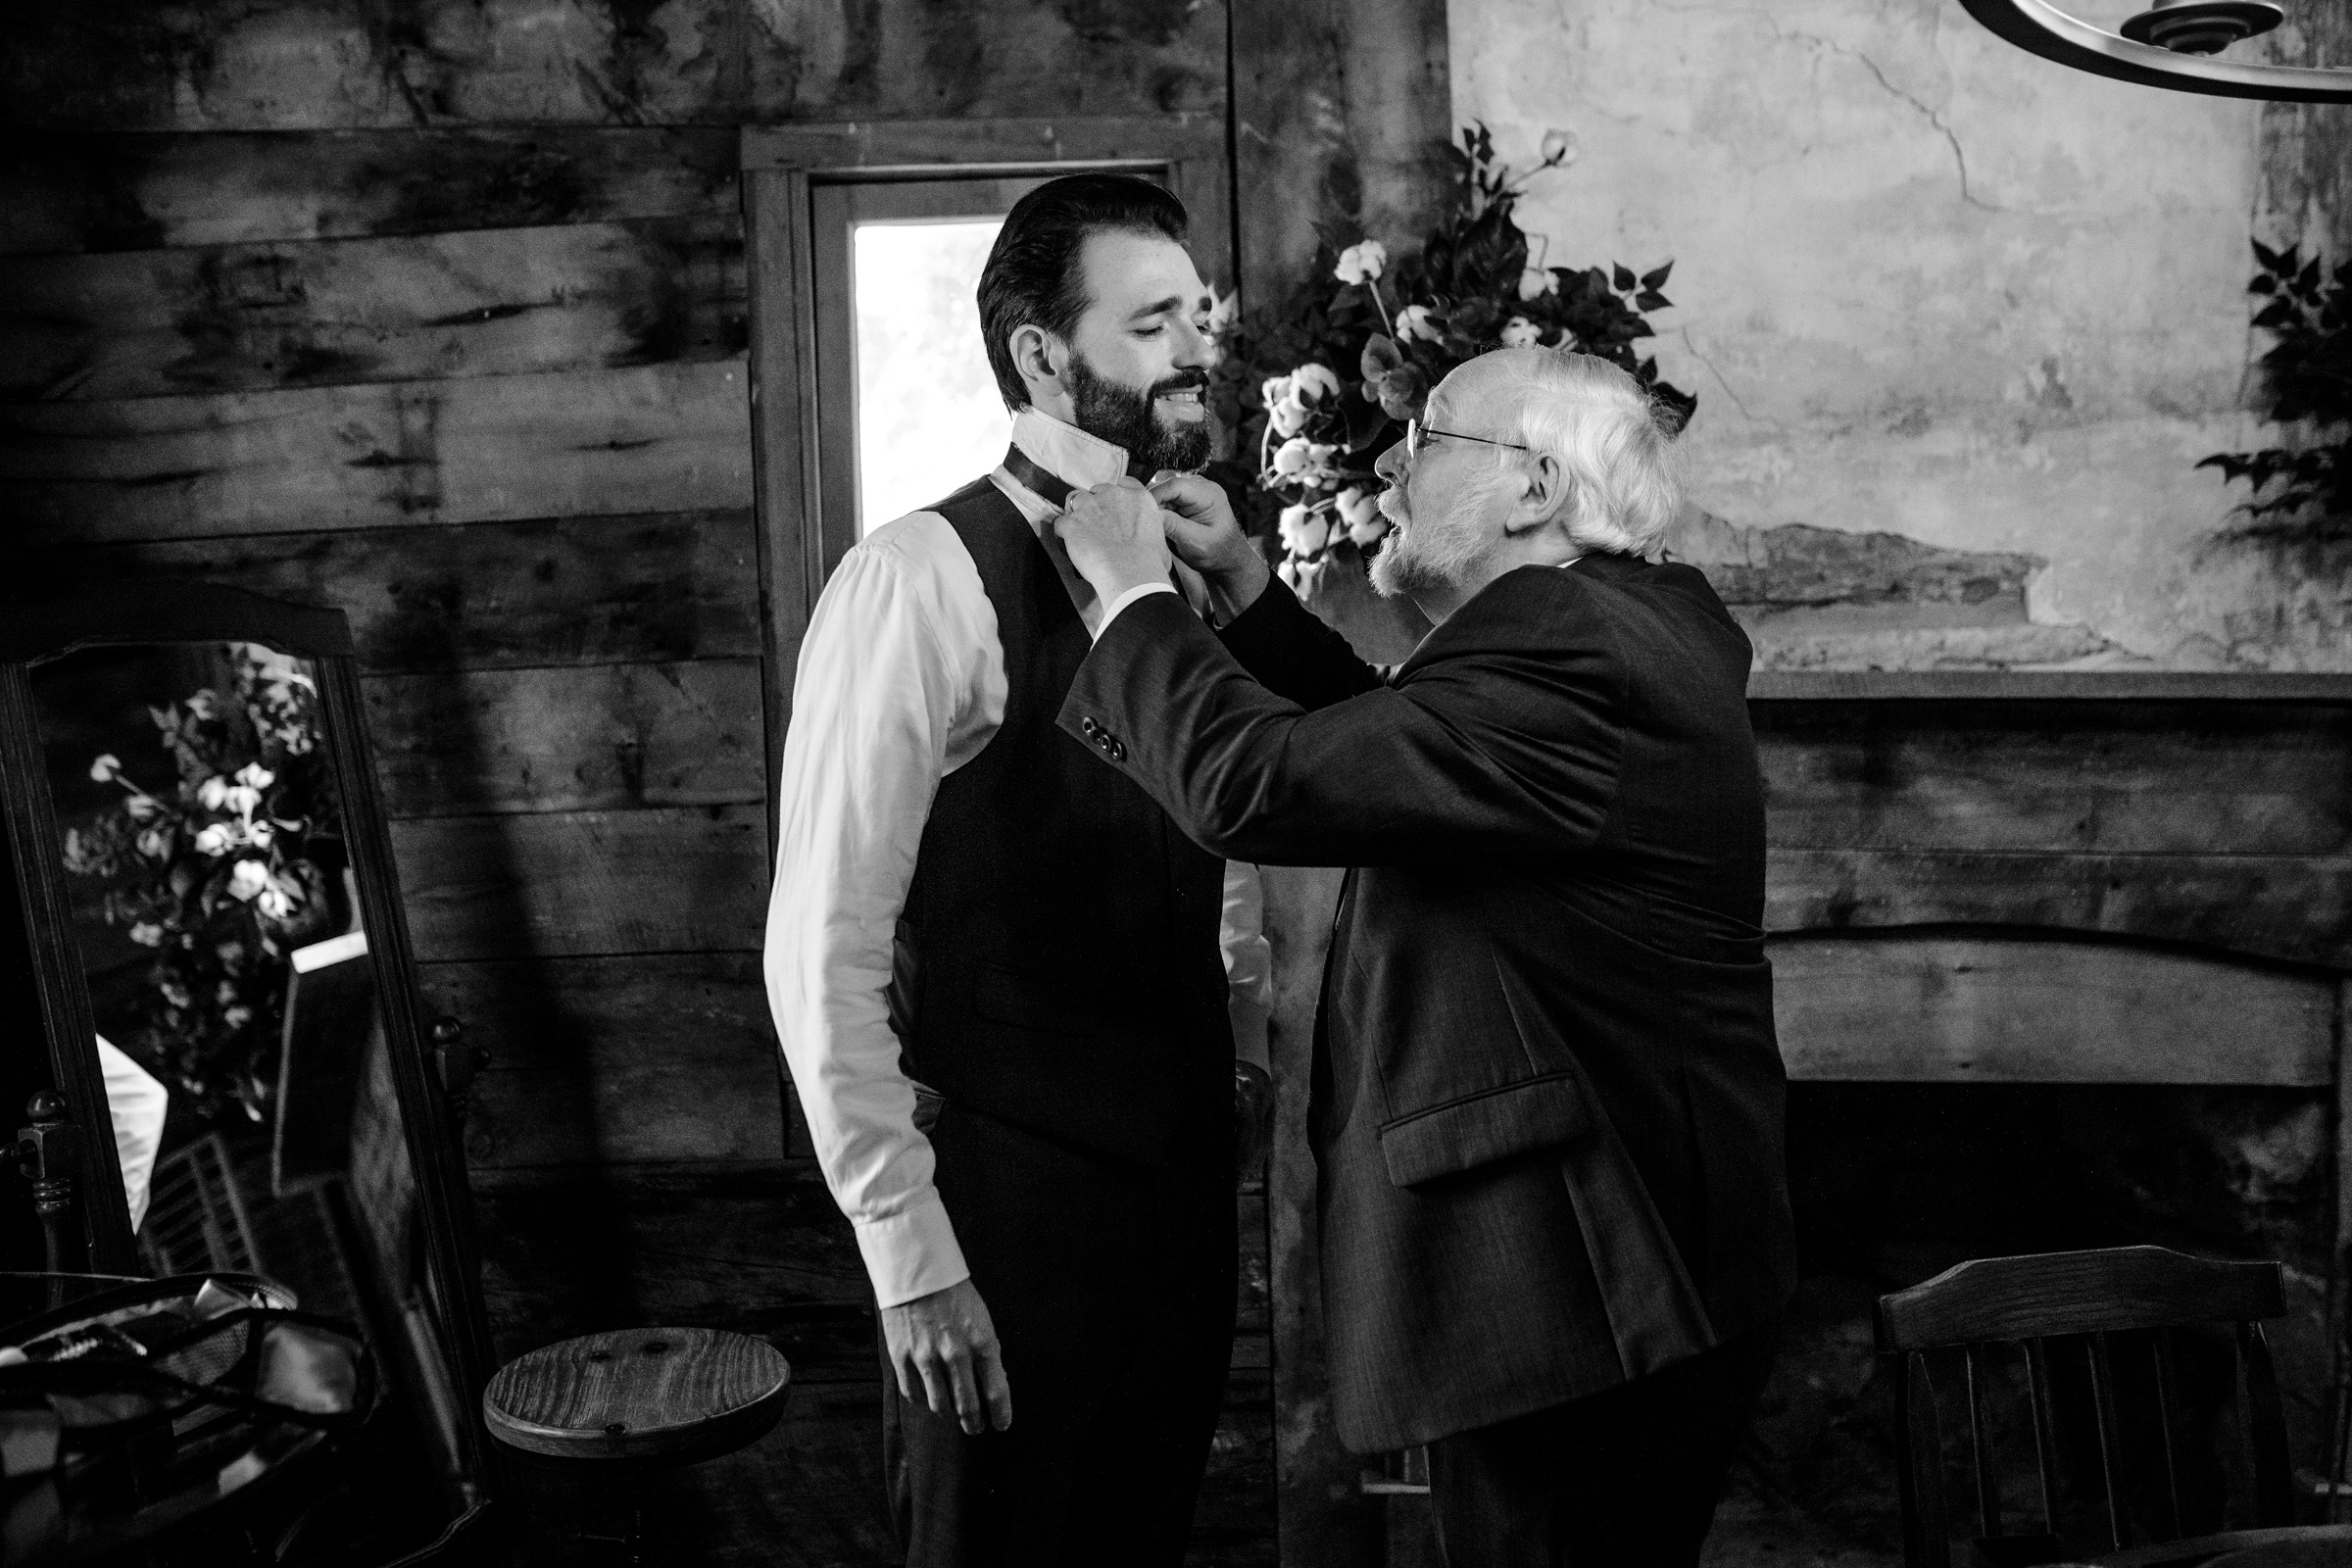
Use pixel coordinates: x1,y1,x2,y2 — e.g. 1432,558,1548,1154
1451,0,2352,669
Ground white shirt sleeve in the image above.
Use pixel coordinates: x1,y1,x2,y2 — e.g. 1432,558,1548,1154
764,520,998,1308
1094,580,1180,639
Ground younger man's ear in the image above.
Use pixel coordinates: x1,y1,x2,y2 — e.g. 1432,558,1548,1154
1010,324,1066,398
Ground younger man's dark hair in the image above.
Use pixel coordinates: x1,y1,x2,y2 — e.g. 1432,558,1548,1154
978,173,1189,410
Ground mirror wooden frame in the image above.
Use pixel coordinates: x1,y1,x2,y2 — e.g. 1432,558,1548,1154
0,578,495,1555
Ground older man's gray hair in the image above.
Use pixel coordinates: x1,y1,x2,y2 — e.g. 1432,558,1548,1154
1491,349,1684,558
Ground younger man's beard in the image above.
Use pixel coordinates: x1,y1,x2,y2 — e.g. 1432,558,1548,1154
1067,352,1214,473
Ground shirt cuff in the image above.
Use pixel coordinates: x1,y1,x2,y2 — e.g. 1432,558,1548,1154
854,1189,972,1308
1094,580,1180,640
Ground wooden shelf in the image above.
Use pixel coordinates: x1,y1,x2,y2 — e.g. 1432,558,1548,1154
1746,670,2352,703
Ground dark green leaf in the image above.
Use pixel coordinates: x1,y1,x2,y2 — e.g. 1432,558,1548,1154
1640,262,1674,290
1635,291,1671,312
1611,263,1637,291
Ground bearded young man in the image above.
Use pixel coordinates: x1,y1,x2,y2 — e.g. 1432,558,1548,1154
1051,349,1796,1568
762,173,1250,1567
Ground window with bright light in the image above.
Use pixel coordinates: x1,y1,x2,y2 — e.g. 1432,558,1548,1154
853,220,1010,533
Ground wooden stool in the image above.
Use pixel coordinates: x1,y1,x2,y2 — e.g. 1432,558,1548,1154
482,1327,792,1564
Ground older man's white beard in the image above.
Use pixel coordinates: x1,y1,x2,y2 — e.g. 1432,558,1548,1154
1368,498,1495,603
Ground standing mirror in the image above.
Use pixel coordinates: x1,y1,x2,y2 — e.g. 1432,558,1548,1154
0,583,493,1563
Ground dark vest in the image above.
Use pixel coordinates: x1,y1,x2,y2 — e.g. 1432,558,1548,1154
889,475,1232,1167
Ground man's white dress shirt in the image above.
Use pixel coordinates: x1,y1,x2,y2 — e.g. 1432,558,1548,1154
764,408,1269,1310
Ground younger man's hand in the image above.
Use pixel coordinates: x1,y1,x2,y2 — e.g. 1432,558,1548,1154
881,1277,1013,1435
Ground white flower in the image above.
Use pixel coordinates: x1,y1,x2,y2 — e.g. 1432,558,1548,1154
226,859,270,902
1334,240,1389,285
1541,126,1580,168
161,981,192,1009
1396,305,1443,343
124,794,159,822
1278,505,1333,559
1292,364,1342,403
247,821,274,849
1261,374,1293,409
136,827,170,861
222,1005,254,1031
198,777,229,811
225,785,261,817
90,754,121,783
1500,317,1543,349
128,921,166,948
1338,487,1387,546
1518,267,1556,301
194,824,232,857
1271,437,1317,478
1268,394,1311,438
235,762,274,790
256,886,293,920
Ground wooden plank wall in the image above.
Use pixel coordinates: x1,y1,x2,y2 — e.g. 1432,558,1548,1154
0,4,1267,1563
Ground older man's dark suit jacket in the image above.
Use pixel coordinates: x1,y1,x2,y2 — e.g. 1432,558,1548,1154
1057,553,1796,1452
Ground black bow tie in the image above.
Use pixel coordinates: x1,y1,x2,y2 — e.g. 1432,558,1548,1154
1003,445,1077,507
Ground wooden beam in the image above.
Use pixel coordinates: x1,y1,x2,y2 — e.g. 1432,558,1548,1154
391,803,767,963
364,659,765,817
1750,671,2352,702
0,360,753,545
1757,706,2352,858
0,217,745,401
0,1,1226,138
0,128,742,256
1765,849,2352,970
1772,933,2339,1085
1232,0,1453,318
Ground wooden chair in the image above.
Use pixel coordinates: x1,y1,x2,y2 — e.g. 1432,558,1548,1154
1876,1245,2352,1568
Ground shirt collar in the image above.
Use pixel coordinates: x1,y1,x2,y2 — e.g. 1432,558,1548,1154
1007,406,1130,496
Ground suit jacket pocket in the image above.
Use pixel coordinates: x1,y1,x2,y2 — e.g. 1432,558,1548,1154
1376,1072,1590,1188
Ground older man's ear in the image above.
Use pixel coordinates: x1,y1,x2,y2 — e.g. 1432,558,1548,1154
1502,450,1574,538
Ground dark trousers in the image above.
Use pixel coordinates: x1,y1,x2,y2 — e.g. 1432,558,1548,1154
1427,1326,1780,1568
883,1104,1238,1568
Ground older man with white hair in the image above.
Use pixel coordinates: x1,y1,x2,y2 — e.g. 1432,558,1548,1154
1052,348,1796,1567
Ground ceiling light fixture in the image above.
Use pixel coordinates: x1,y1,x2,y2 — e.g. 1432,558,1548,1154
1958,0,2352,100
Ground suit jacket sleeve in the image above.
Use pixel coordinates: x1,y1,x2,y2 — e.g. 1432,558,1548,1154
1061,590,1624,868
1214,575,1386,710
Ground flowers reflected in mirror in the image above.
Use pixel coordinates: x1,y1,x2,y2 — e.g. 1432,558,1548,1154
59,644,346,1125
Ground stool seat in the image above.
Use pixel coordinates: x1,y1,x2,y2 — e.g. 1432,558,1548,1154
482,1327,791,1466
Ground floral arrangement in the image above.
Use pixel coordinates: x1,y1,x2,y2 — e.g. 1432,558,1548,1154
61,644,344,1124
1210,124,1696,579
2199,240,2352,540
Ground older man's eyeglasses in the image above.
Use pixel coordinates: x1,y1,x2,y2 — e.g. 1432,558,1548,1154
1403,419,1531,462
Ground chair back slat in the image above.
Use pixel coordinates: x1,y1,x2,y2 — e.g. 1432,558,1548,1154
1879,1247,2284,1352
2024,1338,2064,1537
1879,1247,2291,1568
2149,1329,2185,1539
2237,1320,2296,1526
1896,1350,1954,1568
1964,1346,2002,1539
2089,1331,2132,1551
